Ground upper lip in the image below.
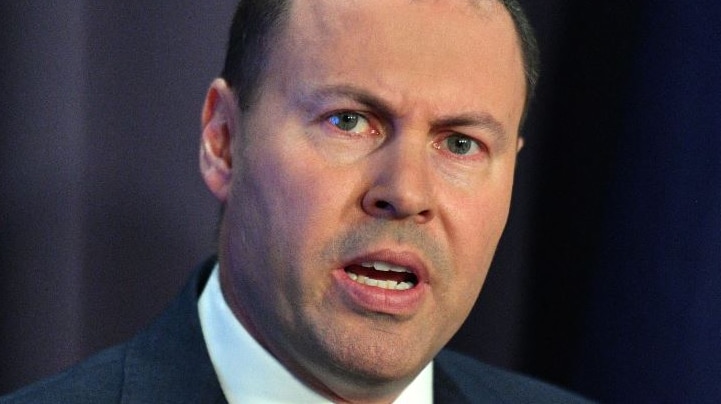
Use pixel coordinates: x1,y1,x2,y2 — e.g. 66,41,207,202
341,249,430,285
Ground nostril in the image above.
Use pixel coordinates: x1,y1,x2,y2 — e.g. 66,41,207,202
375,200,392,210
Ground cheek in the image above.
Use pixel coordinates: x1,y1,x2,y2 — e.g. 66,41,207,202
243,144,356,263
443,177,515,286
451,189,511,250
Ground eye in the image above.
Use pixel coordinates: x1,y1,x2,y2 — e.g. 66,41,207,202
437,134,483,156
327,111,371,134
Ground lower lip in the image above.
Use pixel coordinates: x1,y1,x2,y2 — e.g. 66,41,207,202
331,268,427,316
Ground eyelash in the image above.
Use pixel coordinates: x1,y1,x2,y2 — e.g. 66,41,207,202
324,111,381,137
434,133,487,158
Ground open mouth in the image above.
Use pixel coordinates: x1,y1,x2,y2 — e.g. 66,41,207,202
344,261,419,291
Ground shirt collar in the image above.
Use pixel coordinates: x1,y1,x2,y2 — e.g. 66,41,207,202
198,264,433,404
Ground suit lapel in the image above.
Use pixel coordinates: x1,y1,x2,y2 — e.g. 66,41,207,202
434,361,470,403
120,258,227,403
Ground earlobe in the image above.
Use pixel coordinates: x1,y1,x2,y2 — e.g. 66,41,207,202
199,78,238,202
516,137,525,153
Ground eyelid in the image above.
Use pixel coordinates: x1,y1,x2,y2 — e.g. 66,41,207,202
434,132,488,158
323,110,382,135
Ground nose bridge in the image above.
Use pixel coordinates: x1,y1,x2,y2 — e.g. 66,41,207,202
385,133,429,191
362,127,435,221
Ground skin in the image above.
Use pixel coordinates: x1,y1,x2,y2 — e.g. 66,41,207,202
199,0,526,402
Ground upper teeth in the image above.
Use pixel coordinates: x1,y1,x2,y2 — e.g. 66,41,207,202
346,262,415,291
360,262,412,273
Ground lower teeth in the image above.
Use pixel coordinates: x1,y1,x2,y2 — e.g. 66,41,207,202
347,272,413,291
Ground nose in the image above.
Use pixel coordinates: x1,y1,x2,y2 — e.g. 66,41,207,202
361,138,435,223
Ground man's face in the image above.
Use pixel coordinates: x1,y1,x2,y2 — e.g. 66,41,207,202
209,0,525,399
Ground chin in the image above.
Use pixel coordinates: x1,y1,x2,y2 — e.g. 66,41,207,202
305,326,434,387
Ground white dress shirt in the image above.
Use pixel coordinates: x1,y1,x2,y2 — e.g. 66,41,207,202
198,264,433,403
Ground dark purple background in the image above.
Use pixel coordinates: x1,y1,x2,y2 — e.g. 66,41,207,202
2,2,720,402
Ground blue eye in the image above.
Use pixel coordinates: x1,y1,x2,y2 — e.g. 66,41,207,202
327,112,370,133
442,134,481,155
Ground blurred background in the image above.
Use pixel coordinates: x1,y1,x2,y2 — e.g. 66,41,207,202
2,1,720,402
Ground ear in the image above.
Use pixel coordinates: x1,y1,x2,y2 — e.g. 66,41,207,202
516,136,525,153
199,78,238,202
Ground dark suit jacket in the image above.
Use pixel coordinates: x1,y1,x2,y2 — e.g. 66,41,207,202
1,259,590,403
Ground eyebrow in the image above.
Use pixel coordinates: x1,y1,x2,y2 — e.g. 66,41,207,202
299,84,398,121
430,113,509,145
300,84,509,143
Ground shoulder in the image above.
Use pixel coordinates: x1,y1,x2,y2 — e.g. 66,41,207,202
1,258,221,404
434,349,593,403
0,345,127,404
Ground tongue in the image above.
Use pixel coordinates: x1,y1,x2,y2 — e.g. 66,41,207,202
345,265,416,284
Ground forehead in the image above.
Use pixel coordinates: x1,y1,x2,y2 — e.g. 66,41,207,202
281,0,516,51
264,0,525,132
284,0,514,52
